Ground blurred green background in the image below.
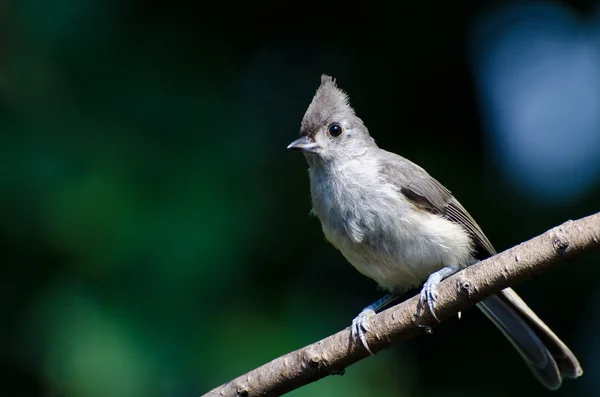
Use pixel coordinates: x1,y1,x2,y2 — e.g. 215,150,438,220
1,1,599,396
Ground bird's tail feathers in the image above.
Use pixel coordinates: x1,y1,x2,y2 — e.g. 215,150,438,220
476,288,582,390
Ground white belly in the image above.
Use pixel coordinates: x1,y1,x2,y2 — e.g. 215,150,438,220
325,208,473,292
310,166,474,292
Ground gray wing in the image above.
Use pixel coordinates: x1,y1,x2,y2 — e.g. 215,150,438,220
379,150,496,259
379,151,583,388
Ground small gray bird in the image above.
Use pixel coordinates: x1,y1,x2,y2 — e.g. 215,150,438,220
287,75,582,390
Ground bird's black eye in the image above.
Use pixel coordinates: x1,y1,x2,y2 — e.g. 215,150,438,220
328,123,343,137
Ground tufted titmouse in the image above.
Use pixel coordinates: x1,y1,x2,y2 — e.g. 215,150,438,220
287,75,582,389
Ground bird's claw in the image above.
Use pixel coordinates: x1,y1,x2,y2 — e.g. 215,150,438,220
351,308,376,354
417,274,442,322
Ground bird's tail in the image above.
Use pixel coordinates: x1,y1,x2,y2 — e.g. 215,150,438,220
476,287,583,390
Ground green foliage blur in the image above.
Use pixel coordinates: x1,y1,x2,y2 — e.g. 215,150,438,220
1,1,598,397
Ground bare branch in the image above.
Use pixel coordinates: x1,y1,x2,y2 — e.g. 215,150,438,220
203,212,600,397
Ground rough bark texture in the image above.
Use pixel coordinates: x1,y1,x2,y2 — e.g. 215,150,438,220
203,212,600,397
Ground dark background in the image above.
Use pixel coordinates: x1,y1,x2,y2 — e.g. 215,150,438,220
1,1,599,396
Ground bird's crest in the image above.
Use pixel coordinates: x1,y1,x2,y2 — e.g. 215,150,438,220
300,75,354,137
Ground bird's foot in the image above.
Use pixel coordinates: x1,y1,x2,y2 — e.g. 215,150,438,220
351,308,376,355
350,293,398,354
416,266,458,322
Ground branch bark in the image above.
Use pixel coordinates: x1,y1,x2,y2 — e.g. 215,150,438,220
203,212,600,397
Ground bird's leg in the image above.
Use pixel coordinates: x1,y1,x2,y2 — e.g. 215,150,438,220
417,265,459,322
351,293,399,354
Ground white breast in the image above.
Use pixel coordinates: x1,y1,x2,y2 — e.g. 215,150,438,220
309,160,474,292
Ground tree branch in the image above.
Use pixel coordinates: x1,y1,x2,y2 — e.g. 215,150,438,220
203,212,600,397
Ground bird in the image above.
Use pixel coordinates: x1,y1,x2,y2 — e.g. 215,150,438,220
287,74,583,390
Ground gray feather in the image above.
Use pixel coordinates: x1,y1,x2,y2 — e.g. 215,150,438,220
379,150,496,258
294,75,583,389
495,288,584,379
477,295,562,389
377,149,582,387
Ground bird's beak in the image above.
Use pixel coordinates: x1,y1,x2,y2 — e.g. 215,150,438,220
287,136,320,153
